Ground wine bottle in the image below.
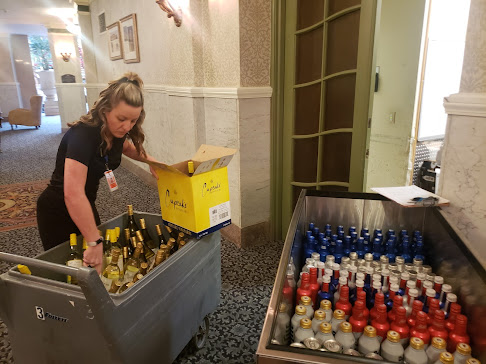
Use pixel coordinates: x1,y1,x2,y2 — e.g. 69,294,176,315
140,262,149,276
167,238,176,255
188,160,194,176
126,204,139,238
103,229,113,267
100,248,122,291
124,228,134,256
155,224,166,246
123,243,142,283
139,218,157,250
136,230,155,262
176,232,185,250
109,280,122,294
66,233,83,284
110,229,124,273
153,249,165,269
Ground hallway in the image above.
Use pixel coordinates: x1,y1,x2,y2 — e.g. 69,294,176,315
0,116,282,363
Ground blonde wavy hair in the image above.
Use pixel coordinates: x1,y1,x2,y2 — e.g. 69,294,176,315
68,72,146,156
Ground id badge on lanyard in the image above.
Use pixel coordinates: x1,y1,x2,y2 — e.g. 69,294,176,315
102,151,118,192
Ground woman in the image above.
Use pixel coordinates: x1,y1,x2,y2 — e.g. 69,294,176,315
37,72,158,273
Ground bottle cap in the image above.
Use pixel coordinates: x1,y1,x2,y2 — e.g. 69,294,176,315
349,252,358,261
312,252,321,261
407,280,416,289
410,337,424,350
426,288,436,298
389,264,399,272
316,261,325,269
413,258,423,266
314,309,326,320
408,288,419,298
339,271,348,279
357,259,365,267
187,160,194,174
301,296,312,306
333,309,345,320
356,272,365,281
434,276,444,284
326,255,335,263
439,352,454,363
325,268,333,276
380,255,389,264
442,284,452,293
278,302,287,313
127,204,134,215
466,359,481,364
341,257,350,265
332,263,340,270
389,276,399,285
339,277,347,285
431,337,446,349
69,233,77,246
139,218,147,229
363,325,377,338
417,272,426,281
356,279,364,288
319,322,332,333
386,330,400,343
320,300,331,310
373,273,381,282
300,318,312,329
421,265,432,274
446,293,458,303
423,280,433,289
390,283,399,292
373,281,382,290
404,263,414,271
322,275,331,284
401,271,410,280
365,253,373,261
396,256,405,265
408,270,418,280
426,273,436,282
366,266,374,275
373,261,380,269
457,343,472,356
349,265,357,273
382,268,390,277
295,305,307,316
339,321,352,333
391,270,401,279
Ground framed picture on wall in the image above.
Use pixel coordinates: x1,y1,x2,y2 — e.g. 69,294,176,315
120,14,140,63
107,22,123,60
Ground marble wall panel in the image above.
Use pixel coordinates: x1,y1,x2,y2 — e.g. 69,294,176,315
0,35,15,83
238,98,271,227
10,35,36,109
56,85,88,130
0,84,21,115
439,114,486,267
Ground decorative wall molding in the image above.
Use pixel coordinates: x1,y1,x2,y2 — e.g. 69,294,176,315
55,83,86,88
84,83,273,99
443,92,486,117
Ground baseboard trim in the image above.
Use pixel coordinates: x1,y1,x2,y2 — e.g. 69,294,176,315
222,221,270,248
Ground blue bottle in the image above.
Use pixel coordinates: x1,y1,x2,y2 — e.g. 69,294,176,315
304,236,316,259
361,227,369,237
319,244,329,262
387,229,395,240
385,240,396,263
308,222,315,232
363,233,371,253
313,227,320,238
338,231,344,241
372,238,382,261
356,237,365,259
374,229,382,240
318,232,326,243
367,282,382,310
337,225,344,234
414,241,425,262
343,236,352,256
325,228,332,238
325,223,332,231
334,240,344,264
401,238,412,263
349,226,356,236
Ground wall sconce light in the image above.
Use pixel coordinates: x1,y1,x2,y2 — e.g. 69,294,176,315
156,0,182,27
60,52,71,62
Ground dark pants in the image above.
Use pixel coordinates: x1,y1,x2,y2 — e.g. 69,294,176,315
37,186,100,251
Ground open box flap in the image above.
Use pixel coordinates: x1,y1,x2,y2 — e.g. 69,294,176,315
191,145,237,175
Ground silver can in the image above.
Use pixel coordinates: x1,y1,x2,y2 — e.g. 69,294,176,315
323,339,343,353
303,337,321,350
290,342,306,349
343,348,361,356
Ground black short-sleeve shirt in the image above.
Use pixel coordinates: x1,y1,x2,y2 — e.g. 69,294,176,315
48,123,126,201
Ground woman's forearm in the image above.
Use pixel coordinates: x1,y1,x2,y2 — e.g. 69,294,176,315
65,193,100,242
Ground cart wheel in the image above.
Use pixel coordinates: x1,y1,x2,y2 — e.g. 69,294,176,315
190,316,209,352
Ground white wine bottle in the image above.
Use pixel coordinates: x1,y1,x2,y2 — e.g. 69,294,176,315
126,204,139,238
100,248,122,291
123,243,142,283
66,233,83,284
139,218,157,250
136,230,155,263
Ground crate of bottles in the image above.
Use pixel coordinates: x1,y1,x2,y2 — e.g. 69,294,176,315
0,208,221,364
257,190,486,364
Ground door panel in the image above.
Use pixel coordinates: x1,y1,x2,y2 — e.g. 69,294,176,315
281,0,377,237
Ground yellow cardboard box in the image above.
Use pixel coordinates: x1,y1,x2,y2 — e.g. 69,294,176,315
148,145,237,238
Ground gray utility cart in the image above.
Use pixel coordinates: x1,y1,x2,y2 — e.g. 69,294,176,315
0,212,221,364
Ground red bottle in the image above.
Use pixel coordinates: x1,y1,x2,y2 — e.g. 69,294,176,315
296,273,311,305
410,311,431,346
391,306,410,346
356,290,369,321
282,275,294,307
428,309,448,342
335,285,352,318
371,304,390,342
308,267,320,307
427,298,440,326
445,303,462,332
349,300,367,338
370,292,385,322
447,314,470,353
407,299,424,328
388,295,403,322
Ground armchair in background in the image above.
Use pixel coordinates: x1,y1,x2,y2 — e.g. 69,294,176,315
8,95,43,129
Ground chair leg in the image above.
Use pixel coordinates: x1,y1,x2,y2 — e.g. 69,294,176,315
35,126,39,129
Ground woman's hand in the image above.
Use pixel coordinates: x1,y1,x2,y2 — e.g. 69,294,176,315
83,244,104,274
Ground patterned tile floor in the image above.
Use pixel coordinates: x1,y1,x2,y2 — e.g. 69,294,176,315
0,117,282,363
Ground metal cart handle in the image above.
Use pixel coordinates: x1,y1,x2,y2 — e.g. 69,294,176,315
0,251,115,314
